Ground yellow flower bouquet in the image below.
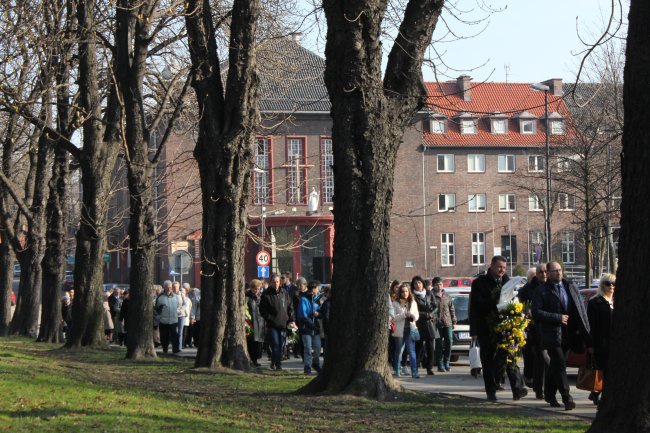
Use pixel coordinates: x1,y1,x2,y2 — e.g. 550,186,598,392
492,301,530,364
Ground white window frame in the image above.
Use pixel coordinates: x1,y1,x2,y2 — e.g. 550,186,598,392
441,233,455,267
528,194,543,211
254,137,272,205
437,154,455,172
431,119,446,134
438,193,456,212
528,155,545,172
492,119,507,134
321,138,334,204
471,232,486,266
405,260,415,268
561,231,576,264
467,154,485,173
550,120,565,135
558,193,576,211
287,138,307,205
468,193,486,212
498,193,516,212
521,119,535,134
498,155,516,173
460,119,477,134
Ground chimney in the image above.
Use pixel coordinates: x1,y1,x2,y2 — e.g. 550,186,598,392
457,75,472,101
543,78,563,96
291,32,302,45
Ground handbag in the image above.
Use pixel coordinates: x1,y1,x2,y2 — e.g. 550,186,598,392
410,326,421,341
469,340,482,370
389,319,396,335
576,354,603,392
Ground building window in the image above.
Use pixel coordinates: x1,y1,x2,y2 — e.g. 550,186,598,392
437,154,455,172
530,230,545,263
254,137,272,204
498,155,516,172
287,137,306,204
441,233,455,266
467,154,485,172
521,119,535,134
529,194,543,211
321,138,334,204
468,193,486,212
528,155,545,172
561,231,576,264
558,193,575,211
550,120,565,135
471,232,486,266
499,194,516,212
492,119,507,134
405,260,415,268
431,119,446,134
438,193,456,212
461,119,477,134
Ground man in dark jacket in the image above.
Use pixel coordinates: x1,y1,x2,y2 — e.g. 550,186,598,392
470,255,527,402
517,263,549,399
259,274,295,370
532,261,590,411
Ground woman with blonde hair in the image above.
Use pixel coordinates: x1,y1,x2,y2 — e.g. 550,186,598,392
586,273,615,405
390,283,420,378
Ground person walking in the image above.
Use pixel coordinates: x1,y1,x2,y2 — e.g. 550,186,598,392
469,255,528,402
156,281,180,354
412,275,438,376
432,277,456,372
298,280,322,374
391,283,420,378
586,273,615,405
532,261,590,410
246,279,266,367
259,274,295,370
518,263,549,399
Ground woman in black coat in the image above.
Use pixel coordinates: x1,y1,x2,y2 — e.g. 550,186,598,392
411,275,439,376
587,273,615,404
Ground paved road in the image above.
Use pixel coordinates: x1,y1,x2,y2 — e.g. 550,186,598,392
159,346,596,420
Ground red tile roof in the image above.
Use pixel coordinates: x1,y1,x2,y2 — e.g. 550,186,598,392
422,81,570,147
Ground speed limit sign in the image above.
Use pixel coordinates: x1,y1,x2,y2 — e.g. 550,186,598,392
256,250,271,266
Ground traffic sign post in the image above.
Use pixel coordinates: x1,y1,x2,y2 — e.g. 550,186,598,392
256,250,271,267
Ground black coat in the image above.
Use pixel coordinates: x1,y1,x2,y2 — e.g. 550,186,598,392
259,287,294,329
469,273,509,340
413,290,439,340
518,277,542,346
587,295,613,371
532,279,590,350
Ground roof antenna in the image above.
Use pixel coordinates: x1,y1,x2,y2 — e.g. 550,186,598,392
504,64,510,84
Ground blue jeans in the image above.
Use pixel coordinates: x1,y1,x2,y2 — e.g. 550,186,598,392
267,327,286,367
393,330,417,374
435,326,453,369
301,333,322,370
177,318,185,350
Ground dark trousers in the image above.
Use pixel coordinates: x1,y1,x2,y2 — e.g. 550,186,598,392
546,346,571,401
416,338,435,370
247,335,263,362
435,326,453,368
267,326,286,367
159,323,179,353
479,336,525,397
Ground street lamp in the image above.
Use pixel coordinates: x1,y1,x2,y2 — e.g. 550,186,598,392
429,245,438,277
531,82,552,262
508,216,516,265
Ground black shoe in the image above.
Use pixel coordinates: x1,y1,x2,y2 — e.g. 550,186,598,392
445,367,450,372
437,367,445,372
588,392,600,405
563,398,576,411
427,369,435,375
275,364,283,371
535,391,544,400
524,378,534,388
487,394,498,402
313,364,322,373
545,397,562,408
513,388,528,401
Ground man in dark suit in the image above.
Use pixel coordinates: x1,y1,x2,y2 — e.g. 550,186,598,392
470,255,527,401
532,261,590,411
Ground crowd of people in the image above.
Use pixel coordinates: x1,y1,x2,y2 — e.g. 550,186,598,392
59,258,614,408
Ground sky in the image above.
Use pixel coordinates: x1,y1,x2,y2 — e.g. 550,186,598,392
299,0,626,84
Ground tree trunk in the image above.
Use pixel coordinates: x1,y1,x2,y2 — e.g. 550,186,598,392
588,1,650,431
185,0,260,370
0,243,14,336
38,147,69,343
302,0,443,399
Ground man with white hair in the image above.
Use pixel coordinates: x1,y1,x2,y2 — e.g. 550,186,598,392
156,280,180,354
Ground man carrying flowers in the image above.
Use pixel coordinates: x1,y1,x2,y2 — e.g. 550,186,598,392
469,255,528,402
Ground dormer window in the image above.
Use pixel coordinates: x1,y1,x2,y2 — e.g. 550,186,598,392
550,121,564,134
514,111,537,134
423,111,447,134
461,119,477,134
431,118,446,133
489,113,509,134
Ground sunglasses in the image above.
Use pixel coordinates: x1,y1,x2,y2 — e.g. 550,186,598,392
603,281,615,287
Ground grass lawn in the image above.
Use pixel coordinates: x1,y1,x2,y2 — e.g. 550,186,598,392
0,338,589,432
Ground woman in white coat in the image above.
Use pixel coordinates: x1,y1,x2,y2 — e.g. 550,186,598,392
391,283,420,378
